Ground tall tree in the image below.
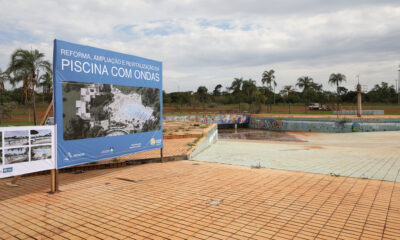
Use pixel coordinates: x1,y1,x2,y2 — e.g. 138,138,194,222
296,76,314,111
0,68,9,110
328,73,346,111
38,67,53,102
280,85,294,103
213,84,222,96
241,79,257,104
296,76,313,92
228,78,243,94
280,85,295,113
7,49,51,125
228,78,244,111
262,69,277,111
0,68,8,92
196,86,208,103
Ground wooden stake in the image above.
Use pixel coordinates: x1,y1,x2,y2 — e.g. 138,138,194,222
40,99,53,125
50,169,59,193
161,148,164,163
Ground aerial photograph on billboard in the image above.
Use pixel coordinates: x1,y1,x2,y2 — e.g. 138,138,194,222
4,130,29,147
31,129,52,145
62,81,161,140
31,145,52,161
4,147,29,164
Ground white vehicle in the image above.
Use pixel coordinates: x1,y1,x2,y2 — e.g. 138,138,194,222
308,103,320,111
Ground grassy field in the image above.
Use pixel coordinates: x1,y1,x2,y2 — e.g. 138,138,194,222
0,102,53,127
1,102,400,127
164,103,400,115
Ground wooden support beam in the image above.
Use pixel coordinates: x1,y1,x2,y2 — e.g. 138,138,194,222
40,99,53,125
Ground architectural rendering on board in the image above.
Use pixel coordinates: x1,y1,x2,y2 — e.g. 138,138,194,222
62,82,160,140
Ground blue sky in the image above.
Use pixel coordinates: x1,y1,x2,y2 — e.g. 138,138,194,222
0,0,400,93
4,130,29,138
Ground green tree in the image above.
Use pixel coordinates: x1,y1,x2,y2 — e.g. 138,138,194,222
261,69,277,111
38,67,53,102
228,78,244,111
196,86,208,103
241,79,257,104
296,76,314,111
296,76,313,92
280,85,295,113
328,73,346,111
7,49,51,125
0,68,8,92
213,84,222,96
367,82,397,103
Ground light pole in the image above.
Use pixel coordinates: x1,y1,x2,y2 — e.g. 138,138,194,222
398,65,400,104
32,69,39,125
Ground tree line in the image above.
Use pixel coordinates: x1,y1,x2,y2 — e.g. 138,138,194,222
164,70,398,113
1,48,398,121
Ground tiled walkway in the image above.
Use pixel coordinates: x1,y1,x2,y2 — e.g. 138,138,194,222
194,131,400,182
0,161,399,239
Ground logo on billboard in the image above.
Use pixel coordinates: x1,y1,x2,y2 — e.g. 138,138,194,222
3,168,13,173
150,138,156,145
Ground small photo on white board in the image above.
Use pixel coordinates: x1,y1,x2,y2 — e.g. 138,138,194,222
4,130,29,147
4,147,29,164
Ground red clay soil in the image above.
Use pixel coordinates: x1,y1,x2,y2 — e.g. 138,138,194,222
163,134,202,139
384,109,400,113
163,108,221,113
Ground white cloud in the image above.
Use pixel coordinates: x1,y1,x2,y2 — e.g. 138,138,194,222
0,0,399,92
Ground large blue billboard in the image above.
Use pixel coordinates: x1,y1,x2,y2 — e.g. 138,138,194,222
54,40,162,168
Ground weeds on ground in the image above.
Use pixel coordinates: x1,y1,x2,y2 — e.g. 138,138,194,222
251,163,263,169
194,134,203,144
329,172,341,177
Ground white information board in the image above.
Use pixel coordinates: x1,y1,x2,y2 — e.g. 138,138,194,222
0,125,56,178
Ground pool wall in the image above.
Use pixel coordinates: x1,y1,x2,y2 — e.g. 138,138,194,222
332,110,384,115
189,124,218,159
249,116,400,132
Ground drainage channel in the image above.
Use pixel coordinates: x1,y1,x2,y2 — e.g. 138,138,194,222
218,128,305,142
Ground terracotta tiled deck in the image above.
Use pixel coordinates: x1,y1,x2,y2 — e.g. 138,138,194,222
0,161,399,239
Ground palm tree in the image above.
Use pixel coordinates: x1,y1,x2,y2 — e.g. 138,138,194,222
241,79,257,104
228,78,243,111
296,76,314,112
262,69,276,111
7,49,51,125
296,76,313,92
280,85,294,102
280,85,295,113
213,84,222,96
0,68,9,114
229,78,243,94
328,73,346,113
38,71,53,102
0,68,8,92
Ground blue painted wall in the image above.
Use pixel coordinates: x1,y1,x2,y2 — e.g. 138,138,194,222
249,116,400,132
333,110,384,115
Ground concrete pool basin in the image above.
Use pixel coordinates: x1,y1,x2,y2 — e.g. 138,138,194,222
193,129,400,182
